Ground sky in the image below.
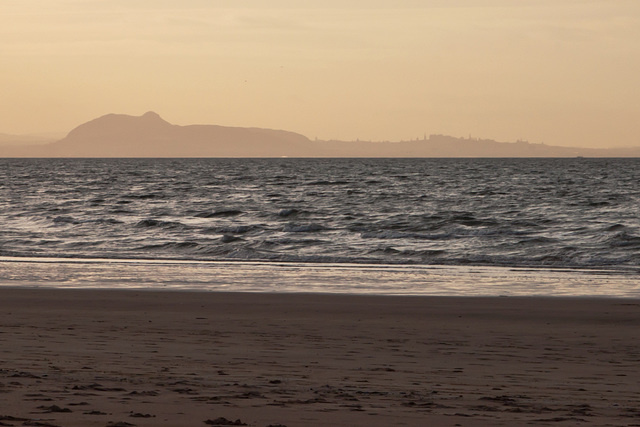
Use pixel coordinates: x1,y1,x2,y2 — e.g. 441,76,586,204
1,0,639,148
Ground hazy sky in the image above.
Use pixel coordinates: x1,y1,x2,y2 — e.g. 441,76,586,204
2,0,639,147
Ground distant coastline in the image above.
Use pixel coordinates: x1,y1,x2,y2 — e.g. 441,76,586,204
1,112,639,158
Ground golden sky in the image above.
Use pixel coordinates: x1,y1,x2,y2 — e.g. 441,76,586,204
2,0,639,148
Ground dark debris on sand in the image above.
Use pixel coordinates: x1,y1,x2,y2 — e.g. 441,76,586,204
204,417,248,426
0,416,30,422
23,421,62,427
1,416,61,427
37,405,72,413
129,412,155,418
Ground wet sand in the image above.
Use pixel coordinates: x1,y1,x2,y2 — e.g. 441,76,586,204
1,289,639,426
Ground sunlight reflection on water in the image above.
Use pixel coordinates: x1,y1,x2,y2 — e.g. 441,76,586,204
0,257,638,298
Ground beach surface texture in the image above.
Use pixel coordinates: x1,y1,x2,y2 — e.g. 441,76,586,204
1,289,639,426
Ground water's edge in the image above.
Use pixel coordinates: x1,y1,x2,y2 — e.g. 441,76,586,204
1,256,638,298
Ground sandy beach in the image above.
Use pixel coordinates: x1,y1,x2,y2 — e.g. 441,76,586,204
1,289,639,426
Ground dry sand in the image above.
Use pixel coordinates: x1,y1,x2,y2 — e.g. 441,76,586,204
0,289,639,426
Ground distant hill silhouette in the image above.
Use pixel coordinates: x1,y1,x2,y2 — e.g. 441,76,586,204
314,135,640,158
36,111,312,157
1,112,639,157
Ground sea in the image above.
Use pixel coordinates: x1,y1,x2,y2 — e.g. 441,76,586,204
1,157,639,297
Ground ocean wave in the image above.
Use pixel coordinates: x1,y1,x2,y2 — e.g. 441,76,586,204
602,231,640,248
92,218,124,225
217,225,255,234
283,223,327,233
63,240,105,248
360,230,445,240
277,208,299,217
195,209,243,218
123,192,162,200
259,237,327,248
449,213,499,227
359,227,527,241
135,219,186,229
109,208,134,214
604,224,627,232
52,215,81,225
368,247,446,258
587,200,611,207
137,241,200,251
514,236,558,245
305,180,350,186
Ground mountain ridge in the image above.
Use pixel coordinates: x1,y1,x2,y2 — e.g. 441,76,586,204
1,112,639,157
39,111,313,157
